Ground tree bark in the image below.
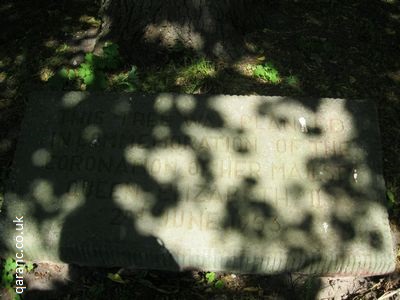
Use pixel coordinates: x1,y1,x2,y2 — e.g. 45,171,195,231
98,0,272,59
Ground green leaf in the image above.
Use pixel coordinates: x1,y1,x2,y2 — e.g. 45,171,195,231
67,69,76,80
387,190,396,203
77,62,96,85
5,258,16,272
83,72,95,85
25,262,35,272
387,190,397,208
85,53,94,64
205,272,216,284
214,280,224,289
253,62,281,84
254,65,264,77
58,67,68,79
286,75,299,87
1,258,17,288
77,63,92,78
107,273,125,284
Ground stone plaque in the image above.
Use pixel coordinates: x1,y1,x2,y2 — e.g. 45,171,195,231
0,92,395,275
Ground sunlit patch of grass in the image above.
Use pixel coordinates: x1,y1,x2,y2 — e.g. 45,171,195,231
140,57,216,93
245,59,303,91
176,57,216,93
252,62,281,84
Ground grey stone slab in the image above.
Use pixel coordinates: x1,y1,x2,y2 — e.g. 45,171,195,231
0,92,395,275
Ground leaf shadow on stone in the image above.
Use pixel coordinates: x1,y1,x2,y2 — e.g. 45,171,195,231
1,92,391,299
236,95,393,282
222,176,277,240
1,92,228,270
53,92,227,268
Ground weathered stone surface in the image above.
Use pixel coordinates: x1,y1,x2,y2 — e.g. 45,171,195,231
0,92,395,275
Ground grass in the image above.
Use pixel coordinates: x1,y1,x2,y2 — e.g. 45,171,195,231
253,62,281,84
285,75,300,89
176,57,216,93
46,47,216,93
0,258,36,300
140,57,216,93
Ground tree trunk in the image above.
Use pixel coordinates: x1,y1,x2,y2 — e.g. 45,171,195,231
98,0,272,59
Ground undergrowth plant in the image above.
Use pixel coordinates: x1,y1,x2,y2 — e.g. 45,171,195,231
141,57,215,93
177,57,215,93
205,272,224,289
49,42,138,91
253,62,281,84
1,258,35,300
110,66,138,92
285,75,300,88
1,258,17,291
